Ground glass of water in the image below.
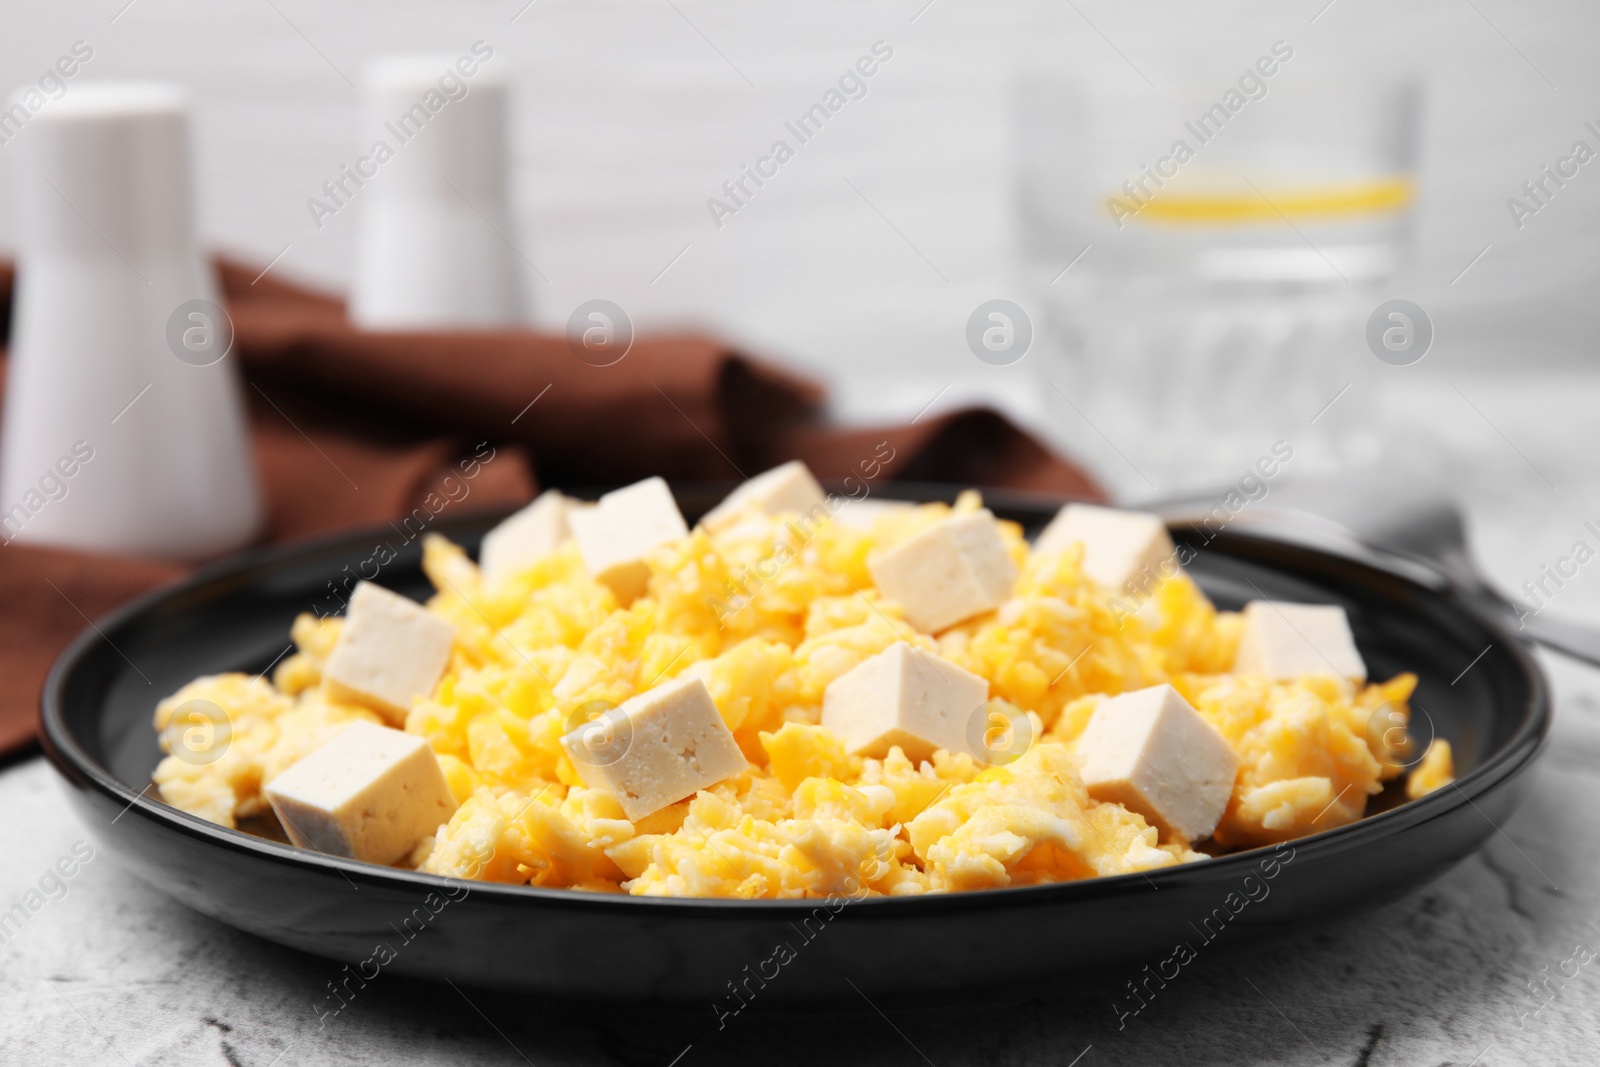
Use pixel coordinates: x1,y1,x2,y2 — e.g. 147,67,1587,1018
1015,73,1421,498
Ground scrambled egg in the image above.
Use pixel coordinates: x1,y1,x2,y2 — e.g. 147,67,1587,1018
153,491,1448,897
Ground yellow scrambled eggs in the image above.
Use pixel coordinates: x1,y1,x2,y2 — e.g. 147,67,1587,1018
152,491,1450,897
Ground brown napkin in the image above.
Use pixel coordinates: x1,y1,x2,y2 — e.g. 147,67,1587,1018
0,259,1103,760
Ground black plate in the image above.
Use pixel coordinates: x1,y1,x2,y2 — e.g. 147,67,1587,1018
40,485,1549,1003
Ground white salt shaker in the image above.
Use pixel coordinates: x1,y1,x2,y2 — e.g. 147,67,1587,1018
350,53,526,330
1,81,262,559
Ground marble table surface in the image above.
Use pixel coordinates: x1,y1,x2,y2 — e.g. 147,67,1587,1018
4,369,1600,1067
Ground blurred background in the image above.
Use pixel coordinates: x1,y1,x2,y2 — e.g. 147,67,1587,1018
2,0,1598,599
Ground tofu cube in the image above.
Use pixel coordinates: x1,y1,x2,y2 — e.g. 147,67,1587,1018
1234,601,1367,683
264,720,458,865
479,490,577,589
821,641,989,762
1075,684,1238,843
562,675,746,821
323,582,457,725
569,476,689,605
702,460,827,527
1033,504,1177,595
867,510,1018,632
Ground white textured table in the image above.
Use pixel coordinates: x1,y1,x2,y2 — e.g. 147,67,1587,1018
4,368,1600,1067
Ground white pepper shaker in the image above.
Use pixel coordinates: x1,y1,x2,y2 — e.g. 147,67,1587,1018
1,81,262,559
350,50,526,330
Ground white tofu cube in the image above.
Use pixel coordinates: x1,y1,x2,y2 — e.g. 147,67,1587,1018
479,490,577,589
867,510,1018,632
568,476,690,605
702,460,827,527
821,641,990,762
1033,504,1177,596
264,721,458,865
562,675,746,821
827,496,913,530
323,582,457,725
1075,684,1238,843
1234,601,1367,683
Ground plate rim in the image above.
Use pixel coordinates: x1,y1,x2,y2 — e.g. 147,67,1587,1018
39,491,1552,916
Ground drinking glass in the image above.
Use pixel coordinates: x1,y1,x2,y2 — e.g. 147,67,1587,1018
1015,75,1421,497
